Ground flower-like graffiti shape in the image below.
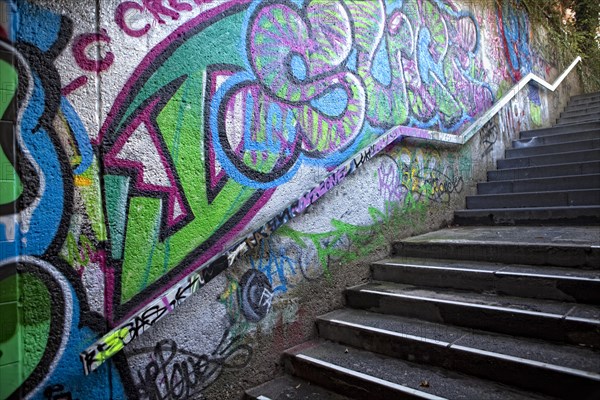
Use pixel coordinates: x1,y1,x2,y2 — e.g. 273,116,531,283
210,0,366,189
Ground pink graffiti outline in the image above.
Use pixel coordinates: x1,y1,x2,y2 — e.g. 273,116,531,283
72,28,115,72
104,97,189,229
98,0,252,145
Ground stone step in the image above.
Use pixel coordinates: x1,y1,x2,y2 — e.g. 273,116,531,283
569,92,600,102
465,189,600,209
371,257,600,304
519,121,600,138
477,174,600,194
514,129,600,147
488,161,600,181
454,206,600,226
317,309,600,399
561,106,600,118
568,103,600,113
391,226,600,268
557,115,600,126
569,96,600,106
497,149,600,169
284,340,553,400
506,139,600,158
570,92,600,100
345,282,600,347
563,105,600,116
244,375,353,400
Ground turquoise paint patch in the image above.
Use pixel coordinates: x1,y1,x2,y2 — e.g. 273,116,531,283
309,87,348,118
105,175,130,260
346,48,358,72
372,36,392,86
290,54,307,81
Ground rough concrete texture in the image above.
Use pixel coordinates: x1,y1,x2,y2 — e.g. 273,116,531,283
0,0,582,399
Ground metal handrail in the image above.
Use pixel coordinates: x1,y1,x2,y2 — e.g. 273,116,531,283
398,56,583,145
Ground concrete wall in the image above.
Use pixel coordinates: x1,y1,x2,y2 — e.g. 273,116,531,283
0,0,581,399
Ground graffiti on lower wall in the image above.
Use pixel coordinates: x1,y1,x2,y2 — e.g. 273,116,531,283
0,0,553,398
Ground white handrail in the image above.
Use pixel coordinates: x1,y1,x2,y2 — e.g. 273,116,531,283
397,56,583,145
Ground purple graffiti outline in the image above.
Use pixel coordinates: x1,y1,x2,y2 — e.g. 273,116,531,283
97,0,253,145
104,97,189,230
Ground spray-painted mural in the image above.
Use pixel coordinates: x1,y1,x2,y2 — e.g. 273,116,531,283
0,0,563,398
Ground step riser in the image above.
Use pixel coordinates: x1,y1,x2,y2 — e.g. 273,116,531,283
477,176,600,194
466,190,600,209
557,116,600,126
569,94,600,102
520,122,600,138
561,107,600,118
506,139,600,158
488,162,600,181
345,290,600,347
244,376,353,400
284,354,424,400
317,320,600,399
562,109,600,118
454,208,600,226
514,130,600,147
560,107,600,115
371,264,600,304
568,98,600,106
570,92,600,99
392,242,600,269
497,150,600,169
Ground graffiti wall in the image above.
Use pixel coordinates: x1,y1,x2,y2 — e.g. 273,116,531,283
0,0,576,398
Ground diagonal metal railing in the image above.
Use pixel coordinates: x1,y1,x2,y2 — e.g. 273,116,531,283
80,56,582,375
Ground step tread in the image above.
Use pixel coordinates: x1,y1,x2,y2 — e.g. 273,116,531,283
520,122,600,137
373,257,600,281
468,188,600,198
245,375,353,400
319,308,600,375
515,130,600,146
559,113,600,120
455,205,600,213
393,226,600,268
568,100,600,107
453,206,600,226
498,149,600,166
466,188,600,208
506,138,600,157
477,174,600,194
559,112,600,119
488,161,600,181
490,160,600,173
563,106,600,114
561,109,600,117
564,102,600,109
557,118,600,126
564,102,600,108
287,340,554,400
350,281,600,323
480,173,600,186
570,92,600,99
400,226,600,249
373,256,600,303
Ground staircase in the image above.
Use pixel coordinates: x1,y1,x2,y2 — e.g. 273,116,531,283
455,91,600,226
245,92,600,400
